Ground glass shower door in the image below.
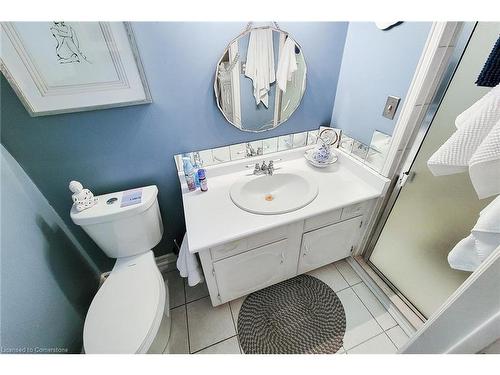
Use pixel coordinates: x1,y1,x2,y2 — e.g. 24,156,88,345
367,22,498,318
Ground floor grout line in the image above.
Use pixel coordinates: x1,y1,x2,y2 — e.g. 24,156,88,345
351,284,385,331
383,330,400,351
185,294,211,306
183,278,192,354
228,301,237,332
335,283,356,294
337,260,395,352
349,286,398,353
345,331,394,353
169,294,212,310
227,301,243,354
384,321,399,332
333,260,363,288
350,277,399,333
333,261,350,286
384,325,409,350
190,334,239,354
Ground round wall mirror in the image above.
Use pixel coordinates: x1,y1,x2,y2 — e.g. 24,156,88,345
214,26,307,132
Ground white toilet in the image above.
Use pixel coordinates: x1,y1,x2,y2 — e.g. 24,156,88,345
70,185,171,354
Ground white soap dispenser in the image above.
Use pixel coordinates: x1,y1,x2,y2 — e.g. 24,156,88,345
69,180,98,212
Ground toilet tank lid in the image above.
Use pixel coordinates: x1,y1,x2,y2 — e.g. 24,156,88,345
71,185,158,226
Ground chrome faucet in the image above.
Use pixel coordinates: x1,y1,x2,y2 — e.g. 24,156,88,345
246,143,263,157
253,160,276,176
267,161,275,176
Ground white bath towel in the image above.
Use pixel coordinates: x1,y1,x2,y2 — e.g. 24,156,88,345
176,233,204,287
448,235,483,272
472,195,500,261
427,85,500,198
469,120,500,199
448,195,500,271
427,85,500,177
276,36,298,92
455,87,498,129
245,28,275,108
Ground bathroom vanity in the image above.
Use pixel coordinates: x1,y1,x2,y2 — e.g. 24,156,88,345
177,146,390,306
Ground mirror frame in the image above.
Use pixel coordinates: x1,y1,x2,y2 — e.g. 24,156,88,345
213,25,307,133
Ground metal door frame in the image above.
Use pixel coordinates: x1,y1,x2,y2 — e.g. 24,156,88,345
361,22,478,320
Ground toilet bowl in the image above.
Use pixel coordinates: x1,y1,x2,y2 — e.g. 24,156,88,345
71,185,171,354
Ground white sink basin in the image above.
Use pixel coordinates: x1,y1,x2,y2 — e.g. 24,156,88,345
229,170,319,215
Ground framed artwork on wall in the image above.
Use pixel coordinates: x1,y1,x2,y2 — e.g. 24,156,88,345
0,22,152,116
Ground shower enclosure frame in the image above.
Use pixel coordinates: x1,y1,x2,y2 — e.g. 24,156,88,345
352,22,478,327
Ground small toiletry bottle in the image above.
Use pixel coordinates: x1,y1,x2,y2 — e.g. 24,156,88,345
182,157,197,192
193,152,202,188
198,169,208,192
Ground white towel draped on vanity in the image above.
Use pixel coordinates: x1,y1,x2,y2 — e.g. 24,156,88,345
276,36,298,92
245,28,275,108
176,233,204,287
427,84,500,199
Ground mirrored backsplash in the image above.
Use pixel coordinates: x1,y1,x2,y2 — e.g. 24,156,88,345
174,127,392,175
174,128,330,173
339,129,392,174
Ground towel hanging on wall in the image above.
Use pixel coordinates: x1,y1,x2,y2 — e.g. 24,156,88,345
476,36,500,87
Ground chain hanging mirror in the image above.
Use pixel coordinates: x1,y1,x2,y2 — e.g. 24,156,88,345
214,22,307,132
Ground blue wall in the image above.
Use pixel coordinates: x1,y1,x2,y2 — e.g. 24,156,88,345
1,146,98,353
331,22,431,144
1,22,348,271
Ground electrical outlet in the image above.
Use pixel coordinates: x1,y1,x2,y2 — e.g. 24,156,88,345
382,95,401,119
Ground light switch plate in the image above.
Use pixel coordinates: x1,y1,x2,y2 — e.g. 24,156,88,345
382,95,401,119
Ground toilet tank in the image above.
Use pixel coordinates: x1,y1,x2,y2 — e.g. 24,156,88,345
70,185,163,258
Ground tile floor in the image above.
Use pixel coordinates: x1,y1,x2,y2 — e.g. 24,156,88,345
162,258,410,354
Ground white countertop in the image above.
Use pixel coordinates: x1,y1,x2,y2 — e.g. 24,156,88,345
177,147,390,253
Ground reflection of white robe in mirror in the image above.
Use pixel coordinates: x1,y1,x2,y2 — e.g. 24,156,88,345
276,37,298,92
245,29,275,108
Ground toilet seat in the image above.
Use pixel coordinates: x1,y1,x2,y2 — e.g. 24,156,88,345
83,251,165,354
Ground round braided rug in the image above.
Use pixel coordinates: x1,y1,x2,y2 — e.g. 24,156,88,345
237,274,346,354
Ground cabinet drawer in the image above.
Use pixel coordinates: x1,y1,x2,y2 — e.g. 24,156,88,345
304,208,342,232
341,200,370,220
213,239,294,303
298,216,362,274
210,225,287,261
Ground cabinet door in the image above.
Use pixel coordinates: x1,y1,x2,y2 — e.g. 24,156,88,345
213,239,296,303
298,216,362,274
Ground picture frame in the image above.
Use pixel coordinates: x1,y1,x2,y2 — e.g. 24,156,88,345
0,22,152,116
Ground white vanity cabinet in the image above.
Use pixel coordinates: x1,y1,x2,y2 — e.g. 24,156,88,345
213,239,296,303
298,216,363,274
198,200,373,306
